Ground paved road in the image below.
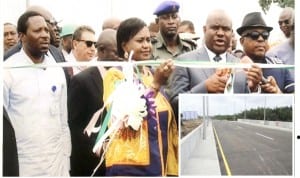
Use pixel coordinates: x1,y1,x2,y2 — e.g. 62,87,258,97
213,120,293,176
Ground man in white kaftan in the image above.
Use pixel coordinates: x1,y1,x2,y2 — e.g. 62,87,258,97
3,49,71,176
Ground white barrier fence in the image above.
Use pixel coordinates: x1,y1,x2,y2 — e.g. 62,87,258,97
180,123,203,170
237,119,292,130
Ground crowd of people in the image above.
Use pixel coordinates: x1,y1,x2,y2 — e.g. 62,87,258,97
3,0,294,176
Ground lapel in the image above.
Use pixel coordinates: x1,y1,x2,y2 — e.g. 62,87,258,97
226,53,239,63
88,67,102,92
198,47,215,78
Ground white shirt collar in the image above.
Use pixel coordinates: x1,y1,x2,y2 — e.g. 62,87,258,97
204,45,227,63
20,48,54,65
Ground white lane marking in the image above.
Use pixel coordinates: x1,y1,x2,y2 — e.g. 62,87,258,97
255,132,274,140
258,154,265,162
236,126,243,129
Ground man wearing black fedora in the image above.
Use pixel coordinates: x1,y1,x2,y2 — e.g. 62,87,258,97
237,12,294,93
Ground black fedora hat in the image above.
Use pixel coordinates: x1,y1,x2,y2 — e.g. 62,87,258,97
237,12,273,35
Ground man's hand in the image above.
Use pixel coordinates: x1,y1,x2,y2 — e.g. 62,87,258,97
240,56,263,92
245,63,263,92
261,76,282,93
205,68,230,93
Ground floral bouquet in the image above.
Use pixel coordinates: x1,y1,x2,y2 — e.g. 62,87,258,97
83,53,157,175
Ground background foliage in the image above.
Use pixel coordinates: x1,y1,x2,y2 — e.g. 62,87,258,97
214,106,292,122
259,0,294,13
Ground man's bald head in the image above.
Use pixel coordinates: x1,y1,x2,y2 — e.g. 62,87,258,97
280,7,294,21
97,29,117,46
102,17,121,30
96,29,119,61
279,7,294,38
203,9,233,55
205,9,232,28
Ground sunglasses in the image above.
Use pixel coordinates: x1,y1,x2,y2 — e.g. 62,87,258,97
77,40,97,47
278,19,289,26
242,31,269,40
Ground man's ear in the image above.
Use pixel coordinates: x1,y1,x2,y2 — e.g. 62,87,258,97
239,37,244,46
203,25,206,34
98,44,105,52
72,40,78,49
19,32,25,43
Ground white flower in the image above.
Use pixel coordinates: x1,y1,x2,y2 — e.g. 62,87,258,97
110,81,148,131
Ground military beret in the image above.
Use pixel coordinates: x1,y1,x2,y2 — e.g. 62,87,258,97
153,0,180,16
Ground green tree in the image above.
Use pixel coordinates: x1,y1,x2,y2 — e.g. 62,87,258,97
259,0,294,13
216,106,292,122
236,106,292,121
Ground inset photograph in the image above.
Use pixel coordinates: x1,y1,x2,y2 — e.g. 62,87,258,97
180,94,293,176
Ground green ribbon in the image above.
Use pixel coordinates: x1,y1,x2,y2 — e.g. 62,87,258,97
3,60,295,69
95,106,112,143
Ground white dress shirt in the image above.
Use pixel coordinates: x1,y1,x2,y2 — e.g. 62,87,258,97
67,51,90,75
3,49,71,176
204,45,227,63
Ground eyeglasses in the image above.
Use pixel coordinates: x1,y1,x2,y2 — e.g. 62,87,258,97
242,31,269,40
77,40,97,47
45,19,58,26
56,26,62,33
45,19,62,33
278,19,289,26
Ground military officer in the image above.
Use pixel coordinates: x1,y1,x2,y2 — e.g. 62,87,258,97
152,0,197,60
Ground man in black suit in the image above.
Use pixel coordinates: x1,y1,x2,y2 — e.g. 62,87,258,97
3,107,19,176
68,29,120,176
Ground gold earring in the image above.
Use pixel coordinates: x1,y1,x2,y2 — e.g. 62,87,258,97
124,51,128,59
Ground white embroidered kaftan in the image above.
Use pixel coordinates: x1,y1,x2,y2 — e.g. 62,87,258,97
3,49,71,176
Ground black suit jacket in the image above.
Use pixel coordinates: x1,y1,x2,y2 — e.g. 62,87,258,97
67,67,105,176
3,106,19,176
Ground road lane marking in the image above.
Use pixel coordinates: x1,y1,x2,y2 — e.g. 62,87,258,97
258,154,264,162
213,126,232,176
255,132,274,140
255,149,265,162
236,126,243,129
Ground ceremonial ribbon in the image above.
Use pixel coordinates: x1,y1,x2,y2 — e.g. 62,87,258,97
5,57,292,175
3,60,295,69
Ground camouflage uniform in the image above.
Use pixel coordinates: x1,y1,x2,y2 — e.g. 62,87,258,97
151,32,197,60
